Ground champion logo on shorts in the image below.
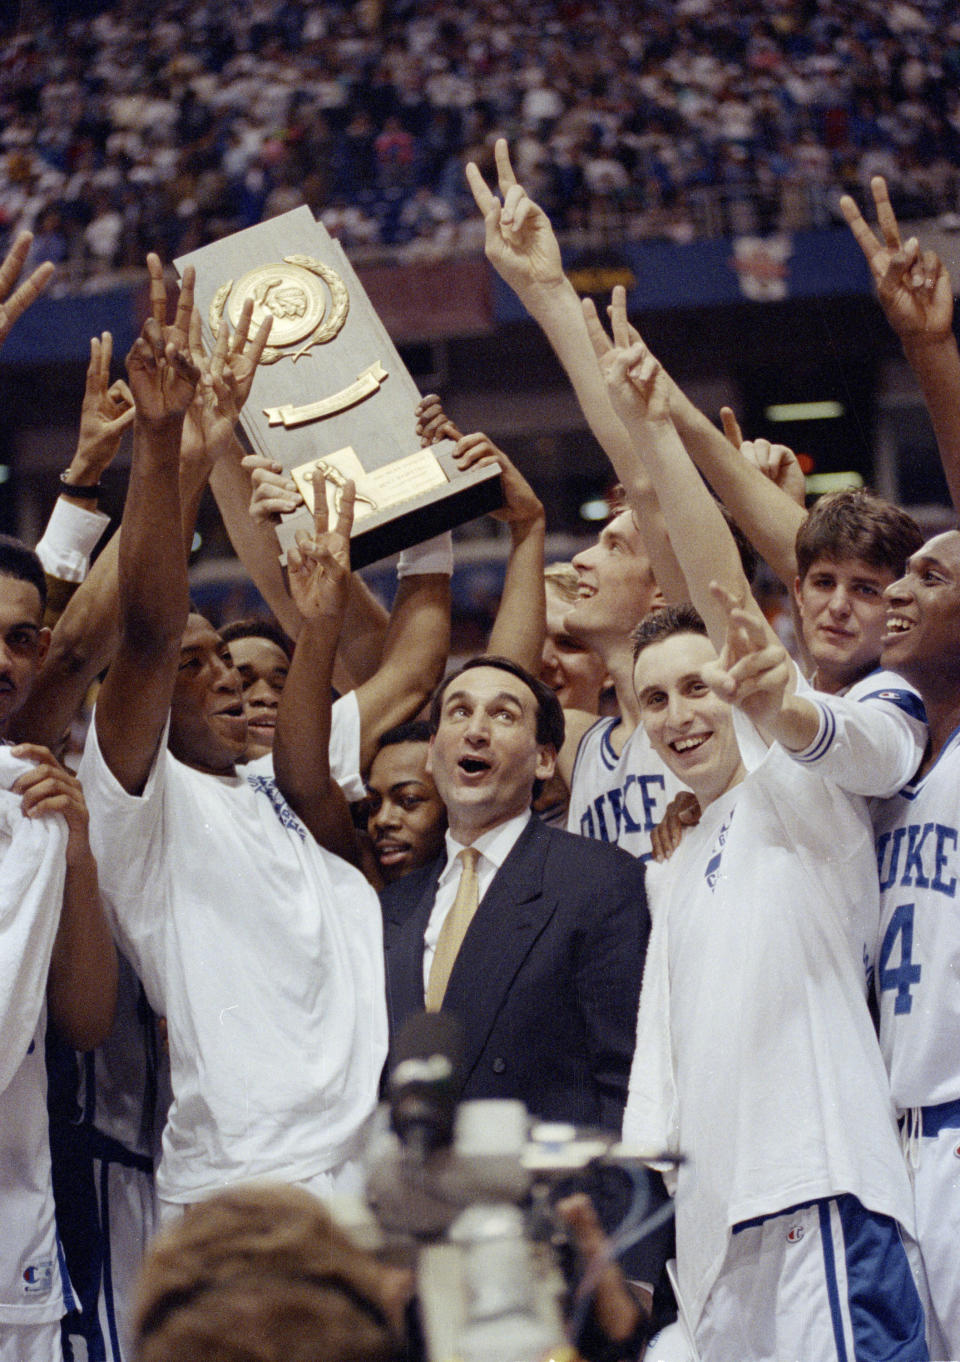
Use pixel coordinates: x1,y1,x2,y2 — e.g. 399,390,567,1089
22,1258,53,1295
953,1142,960,1160
786,1224,805,1243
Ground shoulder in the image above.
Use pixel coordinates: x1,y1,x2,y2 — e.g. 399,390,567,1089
565,713,624,792
379,856,441,917
846,669,927,725
536,821,648,890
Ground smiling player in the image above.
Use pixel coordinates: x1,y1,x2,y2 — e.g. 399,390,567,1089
869,529,960,1360
591,297,929,1360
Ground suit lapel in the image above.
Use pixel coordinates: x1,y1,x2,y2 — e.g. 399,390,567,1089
441,820,556,1086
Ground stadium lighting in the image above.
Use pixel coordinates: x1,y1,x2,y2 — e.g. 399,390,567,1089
765,401,845,422
805,471,864,495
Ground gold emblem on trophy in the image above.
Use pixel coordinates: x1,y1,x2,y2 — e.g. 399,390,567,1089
209,255,349,364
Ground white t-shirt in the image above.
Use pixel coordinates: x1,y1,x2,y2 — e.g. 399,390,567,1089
0,1008,72,1326
625,686,924,1329
0,749,71,1325
79,714,387,1204
872,721,960,1109
566,718,688,861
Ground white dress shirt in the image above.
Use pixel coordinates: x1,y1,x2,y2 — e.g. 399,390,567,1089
422,810,531,993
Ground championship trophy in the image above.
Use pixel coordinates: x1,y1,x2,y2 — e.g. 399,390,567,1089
176,208,502,568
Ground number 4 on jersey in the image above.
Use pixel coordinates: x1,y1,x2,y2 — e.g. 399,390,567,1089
878,903,922,1015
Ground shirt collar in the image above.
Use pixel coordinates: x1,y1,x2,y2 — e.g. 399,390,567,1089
439,809,532,883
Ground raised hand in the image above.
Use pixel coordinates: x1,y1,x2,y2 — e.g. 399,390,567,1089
183,298,273,467
286,474,355,625
0,231,55,349
840,176,953,342
587,287,672,428
126,259,200,422
720,407,806,507
243,452,304,523
73,332,135,480
450,431,543,530
700,581,791,727
415,392,462,447
465,139,564,297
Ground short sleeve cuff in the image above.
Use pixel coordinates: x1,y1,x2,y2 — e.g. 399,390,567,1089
396,531,454,578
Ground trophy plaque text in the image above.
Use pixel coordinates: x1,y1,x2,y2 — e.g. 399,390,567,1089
176,209,502,568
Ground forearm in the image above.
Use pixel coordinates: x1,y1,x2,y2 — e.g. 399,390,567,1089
486,512,546,672
356,573,451,772
47,849,118,1051
11,534,121,747
527,280,687,602
759,691,822,753
624,414,753,645
208,438,303,637
273,616,359,861
121,415,188,651
901,332,960,514
667,382,806,587
273,619,338,804
336,573,389,689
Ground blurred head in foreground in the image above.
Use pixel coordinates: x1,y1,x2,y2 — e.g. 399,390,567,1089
134,1183,410,1362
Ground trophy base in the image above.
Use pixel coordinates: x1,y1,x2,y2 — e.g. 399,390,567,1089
274,446,503,570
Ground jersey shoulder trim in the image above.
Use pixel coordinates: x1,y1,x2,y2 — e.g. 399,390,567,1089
857,687,927,725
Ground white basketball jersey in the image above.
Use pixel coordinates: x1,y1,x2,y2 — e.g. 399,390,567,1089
566,718,688,861
872,723,960,1109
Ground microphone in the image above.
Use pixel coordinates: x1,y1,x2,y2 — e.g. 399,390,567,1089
389,1010,465,1161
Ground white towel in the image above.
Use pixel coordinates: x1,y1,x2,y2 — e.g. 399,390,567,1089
0,746,68,1095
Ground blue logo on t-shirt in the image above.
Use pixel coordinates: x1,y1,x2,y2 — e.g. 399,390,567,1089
704,821,731,892
246,774,306,841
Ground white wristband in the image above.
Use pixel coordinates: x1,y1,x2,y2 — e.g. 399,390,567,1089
35,499,110,583
396,531,454,578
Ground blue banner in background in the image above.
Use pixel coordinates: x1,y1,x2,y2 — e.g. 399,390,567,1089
2,287,138,365
492,225,875,322
1,226,877,363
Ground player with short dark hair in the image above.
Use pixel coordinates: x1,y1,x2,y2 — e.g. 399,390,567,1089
597,296,928,1361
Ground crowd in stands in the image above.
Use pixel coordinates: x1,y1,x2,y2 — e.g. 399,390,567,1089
2,0,960,287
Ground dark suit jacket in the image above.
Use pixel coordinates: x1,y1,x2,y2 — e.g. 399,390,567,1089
380,817,650,1134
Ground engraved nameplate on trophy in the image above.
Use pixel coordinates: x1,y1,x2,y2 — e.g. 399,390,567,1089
176,209,502,567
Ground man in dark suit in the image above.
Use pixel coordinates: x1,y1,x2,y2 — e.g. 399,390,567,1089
380,655,649,1134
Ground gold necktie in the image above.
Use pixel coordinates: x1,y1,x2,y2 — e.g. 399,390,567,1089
426,846,480,1011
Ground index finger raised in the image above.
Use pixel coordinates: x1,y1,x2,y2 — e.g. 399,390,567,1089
582,297,611,358
839,194,882,264
0,231,30,300
720,406,743,447
146,252,168,326
247,312,273,369
465,160,497,216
